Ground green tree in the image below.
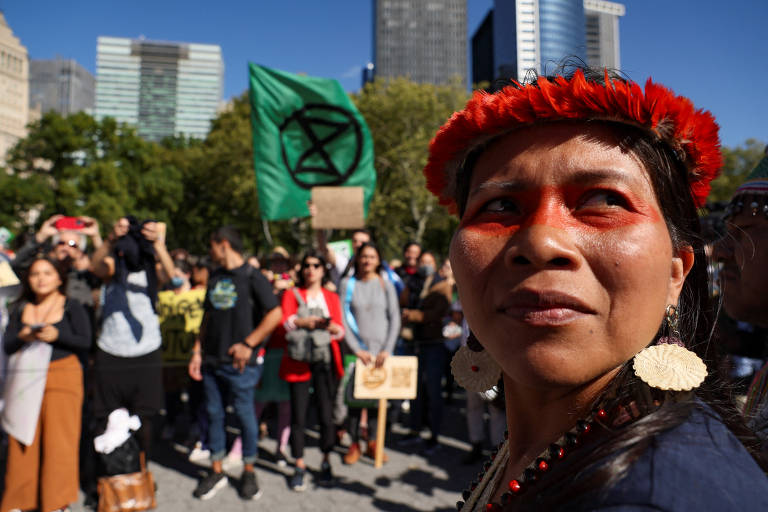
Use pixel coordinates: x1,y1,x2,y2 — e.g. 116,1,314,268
352,78,468,259
1,112,183,236
171,93,305,255
707,139,766,203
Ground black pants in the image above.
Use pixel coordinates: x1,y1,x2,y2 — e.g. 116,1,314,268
93,347,164,456
289,362,335,459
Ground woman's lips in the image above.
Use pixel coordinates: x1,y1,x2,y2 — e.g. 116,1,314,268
499,289,596,326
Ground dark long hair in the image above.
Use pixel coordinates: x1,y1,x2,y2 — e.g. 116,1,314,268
354,242,384,277
295,250,330,289
454,68,767,508
20,255,68,304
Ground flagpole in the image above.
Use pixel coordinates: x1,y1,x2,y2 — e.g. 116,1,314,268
261,219,273,247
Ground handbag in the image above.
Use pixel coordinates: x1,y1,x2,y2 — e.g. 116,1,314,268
97,451,157,512
285,288,331,364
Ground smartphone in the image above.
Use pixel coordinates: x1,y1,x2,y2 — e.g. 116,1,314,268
54,217,84,231
29,323,46,331
316,317,330,329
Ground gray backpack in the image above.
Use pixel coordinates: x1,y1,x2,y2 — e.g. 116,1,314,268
284,288,331,364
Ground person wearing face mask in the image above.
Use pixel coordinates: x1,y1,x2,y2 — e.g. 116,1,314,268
157,258,206,443
398,251,453,454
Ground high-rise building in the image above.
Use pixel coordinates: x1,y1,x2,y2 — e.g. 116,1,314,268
584,0,625,70
472,0,623,85
471,10,494,86
29,58,95,116
373,0,466,86
95,37,223,142
0,12,29,163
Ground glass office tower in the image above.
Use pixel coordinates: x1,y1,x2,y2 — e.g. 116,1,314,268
95,37,223,141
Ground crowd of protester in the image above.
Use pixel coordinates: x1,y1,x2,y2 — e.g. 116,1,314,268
1,148,768,511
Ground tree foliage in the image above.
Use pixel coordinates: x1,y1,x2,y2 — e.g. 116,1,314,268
352,78,468,258
707,139,766,203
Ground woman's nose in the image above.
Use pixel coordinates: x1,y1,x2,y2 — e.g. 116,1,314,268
504,221,581,271
712,234,734,263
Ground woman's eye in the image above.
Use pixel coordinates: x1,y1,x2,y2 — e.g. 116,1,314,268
578,190,628,209
482,198,519,214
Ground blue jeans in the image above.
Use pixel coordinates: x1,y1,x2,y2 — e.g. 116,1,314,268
410,342,448,438
202,364,263,464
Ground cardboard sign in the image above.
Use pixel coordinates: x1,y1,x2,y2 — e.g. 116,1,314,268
0,260,20,288
311,187,364,229
353,356,418,400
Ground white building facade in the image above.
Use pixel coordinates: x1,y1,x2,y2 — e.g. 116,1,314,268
95,36,223,141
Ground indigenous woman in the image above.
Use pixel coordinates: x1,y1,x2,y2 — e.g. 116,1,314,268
280,250,345,490
339,242,400,464
423,68,768,510
2,256,91,512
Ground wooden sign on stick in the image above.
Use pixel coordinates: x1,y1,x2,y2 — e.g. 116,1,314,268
311,186,364,229
352,356,418,468
353,356,418,400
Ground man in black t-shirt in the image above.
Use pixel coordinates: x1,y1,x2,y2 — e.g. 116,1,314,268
188,226,281,501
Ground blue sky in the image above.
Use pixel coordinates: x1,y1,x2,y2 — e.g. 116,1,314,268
2,0,766,147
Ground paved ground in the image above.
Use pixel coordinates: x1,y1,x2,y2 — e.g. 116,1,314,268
6,393,491,511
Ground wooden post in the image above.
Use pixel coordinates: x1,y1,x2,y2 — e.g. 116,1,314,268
374,398,387,468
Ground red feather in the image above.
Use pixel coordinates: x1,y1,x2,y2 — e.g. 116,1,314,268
424,69,721,209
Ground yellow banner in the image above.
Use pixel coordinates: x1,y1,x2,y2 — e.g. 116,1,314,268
158,288,206,362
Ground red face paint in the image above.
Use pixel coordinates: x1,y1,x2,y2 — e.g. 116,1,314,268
459,184,662,237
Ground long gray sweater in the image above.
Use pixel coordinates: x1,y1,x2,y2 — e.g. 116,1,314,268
339,276,400,356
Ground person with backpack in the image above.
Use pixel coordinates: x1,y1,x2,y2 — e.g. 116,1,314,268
187,226,282,501
279,250,345,490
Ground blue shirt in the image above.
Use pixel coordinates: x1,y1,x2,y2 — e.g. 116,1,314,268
570,405,768,511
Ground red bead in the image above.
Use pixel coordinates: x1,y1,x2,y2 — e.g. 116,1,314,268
537,460,549,471
583,423,592,434
557,447,565,459
597,408,607,419
508,480,522,493
471,365,479,372
485,504,501,512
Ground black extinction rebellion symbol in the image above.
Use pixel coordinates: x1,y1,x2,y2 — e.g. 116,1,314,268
279,103,363,190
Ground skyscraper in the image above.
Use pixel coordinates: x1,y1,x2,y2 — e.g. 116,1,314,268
471,0,624,85
29,58,95,116
374,0,466,86
584,0,625,70
95,37,223,142
0,12,29,163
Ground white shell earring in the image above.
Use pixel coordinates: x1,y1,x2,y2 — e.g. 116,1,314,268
632,305,707,391
450,332,502,393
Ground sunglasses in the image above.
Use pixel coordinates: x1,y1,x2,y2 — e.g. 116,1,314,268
57,240,78,248
302,262,323,269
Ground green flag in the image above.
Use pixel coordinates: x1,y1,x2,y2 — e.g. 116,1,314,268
248,63,376,221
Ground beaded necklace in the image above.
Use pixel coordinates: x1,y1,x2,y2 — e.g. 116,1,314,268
457,406,610,511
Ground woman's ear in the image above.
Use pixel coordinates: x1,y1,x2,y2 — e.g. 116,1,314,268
666,245,694,305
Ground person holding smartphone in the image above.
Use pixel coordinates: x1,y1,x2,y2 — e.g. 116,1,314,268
2,256,91,512
279,250,345,490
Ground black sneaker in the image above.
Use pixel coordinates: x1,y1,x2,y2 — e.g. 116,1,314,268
240,470,262,500
289,467,307,492
420,438,440,456
193,472,228,500
317,460,333,485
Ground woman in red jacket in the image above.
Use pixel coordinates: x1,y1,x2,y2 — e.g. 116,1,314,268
279,250,345,491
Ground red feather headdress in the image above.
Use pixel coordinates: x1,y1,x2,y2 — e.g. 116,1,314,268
423,69,722,212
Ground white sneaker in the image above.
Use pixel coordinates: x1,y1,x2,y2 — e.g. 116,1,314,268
188,442,211,462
